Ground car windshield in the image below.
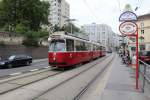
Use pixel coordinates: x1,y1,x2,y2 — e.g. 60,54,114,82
8,55,15,60
49,40,66,52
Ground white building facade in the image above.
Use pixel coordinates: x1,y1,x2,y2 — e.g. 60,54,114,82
82,23,114,51
49,0,70,27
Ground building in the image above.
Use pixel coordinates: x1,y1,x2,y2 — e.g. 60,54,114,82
112,33,121,49
49,0,70,27
137,13,150,51
82,23,114,51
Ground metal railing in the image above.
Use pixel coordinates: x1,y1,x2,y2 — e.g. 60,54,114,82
139,59,150,92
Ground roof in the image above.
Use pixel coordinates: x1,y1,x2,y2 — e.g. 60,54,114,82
138,13,150,20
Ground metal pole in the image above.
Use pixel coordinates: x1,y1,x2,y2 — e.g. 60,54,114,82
136,29,139,89
71,23,72,34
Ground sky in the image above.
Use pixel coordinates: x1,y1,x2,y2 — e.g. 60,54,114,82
66,0,150,33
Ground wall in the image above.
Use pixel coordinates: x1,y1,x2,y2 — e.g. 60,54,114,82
0,34,24,45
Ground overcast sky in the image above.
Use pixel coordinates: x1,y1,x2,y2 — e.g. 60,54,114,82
66,0,150,33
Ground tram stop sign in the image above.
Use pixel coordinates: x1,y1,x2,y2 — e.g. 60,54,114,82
119,21,137,36
119,10,139,89
119,11,138,36
119,11,137,22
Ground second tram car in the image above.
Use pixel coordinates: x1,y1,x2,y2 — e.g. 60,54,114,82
48,31,106,68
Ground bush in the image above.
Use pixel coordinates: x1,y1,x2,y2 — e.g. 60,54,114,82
22,29,49,46
22,38,39,46
15,23,29,35
0,41,5,46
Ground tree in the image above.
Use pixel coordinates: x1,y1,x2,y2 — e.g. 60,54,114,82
0,0,50,31
61,23,80,33
53,25,61,32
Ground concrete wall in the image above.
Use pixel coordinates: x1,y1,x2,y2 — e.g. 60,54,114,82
0,36,24,45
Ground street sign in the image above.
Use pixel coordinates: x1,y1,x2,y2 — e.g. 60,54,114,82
119,11,137,22
119,21,137,35
119,10,139,89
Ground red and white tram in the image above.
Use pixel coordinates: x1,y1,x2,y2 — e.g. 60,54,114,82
48,31,106,68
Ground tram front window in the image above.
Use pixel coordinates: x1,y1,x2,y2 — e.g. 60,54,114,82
49,40,66,52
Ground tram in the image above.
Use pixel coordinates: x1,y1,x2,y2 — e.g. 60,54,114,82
48,31,106,68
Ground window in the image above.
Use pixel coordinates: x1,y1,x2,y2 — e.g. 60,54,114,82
66,39,74,51
8,55,15,60
49,40,66,52
85,43,91,51
75,41,81,51
140,45,145,51
131,47,136,51
75,41,86,51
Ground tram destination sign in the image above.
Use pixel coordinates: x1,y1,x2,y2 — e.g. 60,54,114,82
119,11,137,22
119,21,137,35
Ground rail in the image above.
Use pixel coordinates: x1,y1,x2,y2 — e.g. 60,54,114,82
139,59,150,92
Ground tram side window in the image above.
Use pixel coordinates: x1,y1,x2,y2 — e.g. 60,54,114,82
75,41,86,51
97,46,100,50
93,45,97,51
66,39,74,51
100,46,102,50
85,43,90,51
81,42,86,51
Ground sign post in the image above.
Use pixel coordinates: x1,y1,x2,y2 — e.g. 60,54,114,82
136,30,139,89
119,11,139,89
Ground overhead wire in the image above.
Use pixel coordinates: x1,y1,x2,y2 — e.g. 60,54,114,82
82,0,101,22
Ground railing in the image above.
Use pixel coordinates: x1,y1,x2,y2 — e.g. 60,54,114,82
139,59,150,92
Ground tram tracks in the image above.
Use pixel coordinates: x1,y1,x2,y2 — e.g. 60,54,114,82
0,56,112,100
0,68,62,94
33,55,114,100
0,57,107,95
73,55,114,100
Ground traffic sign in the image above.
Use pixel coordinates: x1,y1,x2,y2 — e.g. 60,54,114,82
119,11,137,22
119,21,137,35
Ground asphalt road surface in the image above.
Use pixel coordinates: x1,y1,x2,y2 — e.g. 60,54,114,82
0,59,48,78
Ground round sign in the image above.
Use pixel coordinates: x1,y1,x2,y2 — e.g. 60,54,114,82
119,22,137,35
119,11,137,22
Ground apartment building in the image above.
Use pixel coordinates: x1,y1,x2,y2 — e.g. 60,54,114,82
137,13,150,51
82,23,114,51
49,0,70,27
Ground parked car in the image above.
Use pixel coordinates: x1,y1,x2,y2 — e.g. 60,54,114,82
0,55,32,68
139,51,150,64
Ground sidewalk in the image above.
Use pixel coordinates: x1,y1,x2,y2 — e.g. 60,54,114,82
100,54,150,100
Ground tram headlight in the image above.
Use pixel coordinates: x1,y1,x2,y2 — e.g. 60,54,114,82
48,37,52,41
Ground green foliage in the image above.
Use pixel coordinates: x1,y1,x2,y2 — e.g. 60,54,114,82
22,38,39,47
24,30,49,39
22,30,49,46
15,23,29,35
0,0,50,31
61,23,80,33
0,0,50,46
53,25,61,32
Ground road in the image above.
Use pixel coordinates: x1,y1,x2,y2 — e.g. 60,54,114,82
0,59,48,78
0,54,114,100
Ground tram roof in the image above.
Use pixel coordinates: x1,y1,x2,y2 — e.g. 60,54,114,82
48,31,101,46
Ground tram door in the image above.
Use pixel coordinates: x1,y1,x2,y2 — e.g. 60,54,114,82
66,39,74,51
